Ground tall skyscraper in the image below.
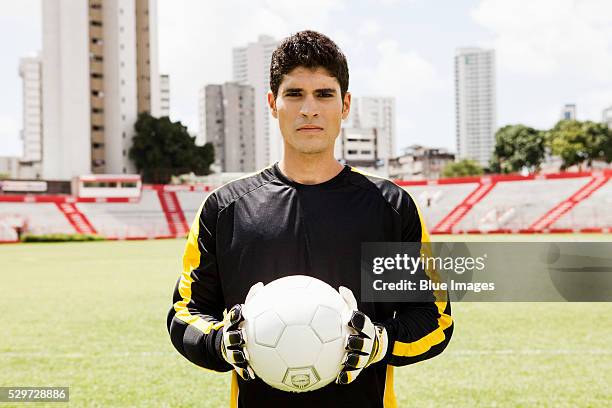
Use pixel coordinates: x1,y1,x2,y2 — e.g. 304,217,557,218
204,83,256,172
603,106,612,129
561,104,576,120
159,74,170,117
344,97,396,161
18,55,43,179
232,35,279,169
455,47,496,167
42,0,160,180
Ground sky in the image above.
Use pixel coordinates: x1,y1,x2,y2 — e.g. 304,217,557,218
1,0,612,158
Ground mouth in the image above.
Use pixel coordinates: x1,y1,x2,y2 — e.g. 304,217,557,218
297,125,324,132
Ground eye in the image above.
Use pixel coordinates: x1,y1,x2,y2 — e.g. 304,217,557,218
286,92,301,97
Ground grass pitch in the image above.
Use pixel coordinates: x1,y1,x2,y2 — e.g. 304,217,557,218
0,235,611,407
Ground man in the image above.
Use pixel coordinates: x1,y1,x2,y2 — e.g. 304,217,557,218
167,30,453,407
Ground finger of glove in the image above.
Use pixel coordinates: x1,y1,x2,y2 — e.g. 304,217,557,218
348,311,375,339
245,282,264,303
226,304,244,329
225,349,248,366
336,367,363,385
338,286,358,310
345,334,373,354
223,329,245,349
235,365,255,381
342,352,369,369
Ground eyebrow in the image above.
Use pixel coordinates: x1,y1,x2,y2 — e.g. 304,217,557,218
283,88,337,94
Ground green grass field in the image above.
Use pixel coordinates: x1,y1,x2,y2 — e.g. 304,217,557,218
0,235,611,407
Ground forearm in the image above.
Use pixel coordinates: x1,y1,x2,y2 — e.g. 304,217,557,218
167,307,232,372
381,299,453,366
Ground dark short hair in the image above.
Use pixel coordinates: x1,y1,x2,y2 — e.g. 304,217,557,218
270,30,349,100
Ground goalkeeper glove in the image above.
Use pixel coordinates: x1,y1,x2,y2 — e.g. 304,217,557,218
336,286,389,385
218,282,263,381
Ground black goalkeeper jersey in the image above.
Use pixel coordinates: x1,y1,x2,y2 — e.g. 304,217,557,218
167,163,453,408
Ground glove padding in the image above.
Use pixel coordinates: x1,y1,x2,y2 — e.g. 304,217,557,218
220,282,263,381
336,286,389,385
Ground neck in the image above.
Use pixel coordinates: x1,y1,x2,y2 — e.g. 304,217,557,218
279,148,344,185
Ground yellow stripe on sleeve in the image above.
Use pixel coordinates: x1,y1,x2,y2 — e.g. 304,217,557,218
173,198,225,335
391,193,454,357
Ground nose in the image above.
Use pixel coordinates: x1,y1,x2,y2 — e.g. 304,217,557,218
299,95,319,118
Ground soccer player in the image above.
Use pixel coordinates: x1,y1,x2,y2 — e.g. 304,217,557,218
167,30,453,407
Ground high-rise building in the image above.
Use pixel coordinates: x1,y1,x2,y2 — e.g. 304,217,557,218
388,145,455,181
205,83,256,172
232,35,279,169
344,97,396,162
603,106,612,128
18,55,43,179
336,127,378,167
455,47,496,167
159,74,170,117
197,86,207,147
42,0,160,180
561,104,576,120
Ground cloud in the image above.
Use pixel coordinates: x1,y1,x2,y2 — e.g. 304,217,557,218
358,20,381,37
348,39,447,152
471,0,612,80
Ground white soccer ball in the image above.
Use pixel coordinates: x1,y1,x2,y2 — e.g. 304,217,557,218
242,275,352,392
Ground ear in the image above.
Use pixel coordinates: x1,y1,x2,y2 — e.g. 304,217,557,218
342,91,351,120
267,91,278,118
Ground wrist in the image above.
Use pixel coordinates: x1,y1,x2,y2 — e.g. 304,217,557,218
368,324,389,366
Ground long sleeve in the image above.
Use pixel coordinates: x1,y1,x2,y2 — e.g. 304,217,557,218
381,190,454,366
166,193,232,372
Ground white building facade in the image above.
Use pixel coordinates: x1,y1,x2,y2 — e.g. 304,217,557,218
561,104,576,121
603,106,612,129
42,0,160,180
18,56,43,179
205,83,256,173
345,97,396,160
232,35,280,169
159,74,170,117
455,47,496,168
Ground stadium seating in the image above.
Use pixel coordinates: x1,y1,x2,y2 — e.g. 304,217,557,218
175,191,210,226
0,203,75,237
0,171,610,241
77,190,170,238
402,183,478,228
454,177,591,232
551,178,611,230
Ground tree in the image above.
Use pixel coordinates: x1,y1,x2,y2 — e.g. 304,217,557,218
441,159,484,178
583,121,612,166
489,125,545,174
129,113,215,183
546,120,588,170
